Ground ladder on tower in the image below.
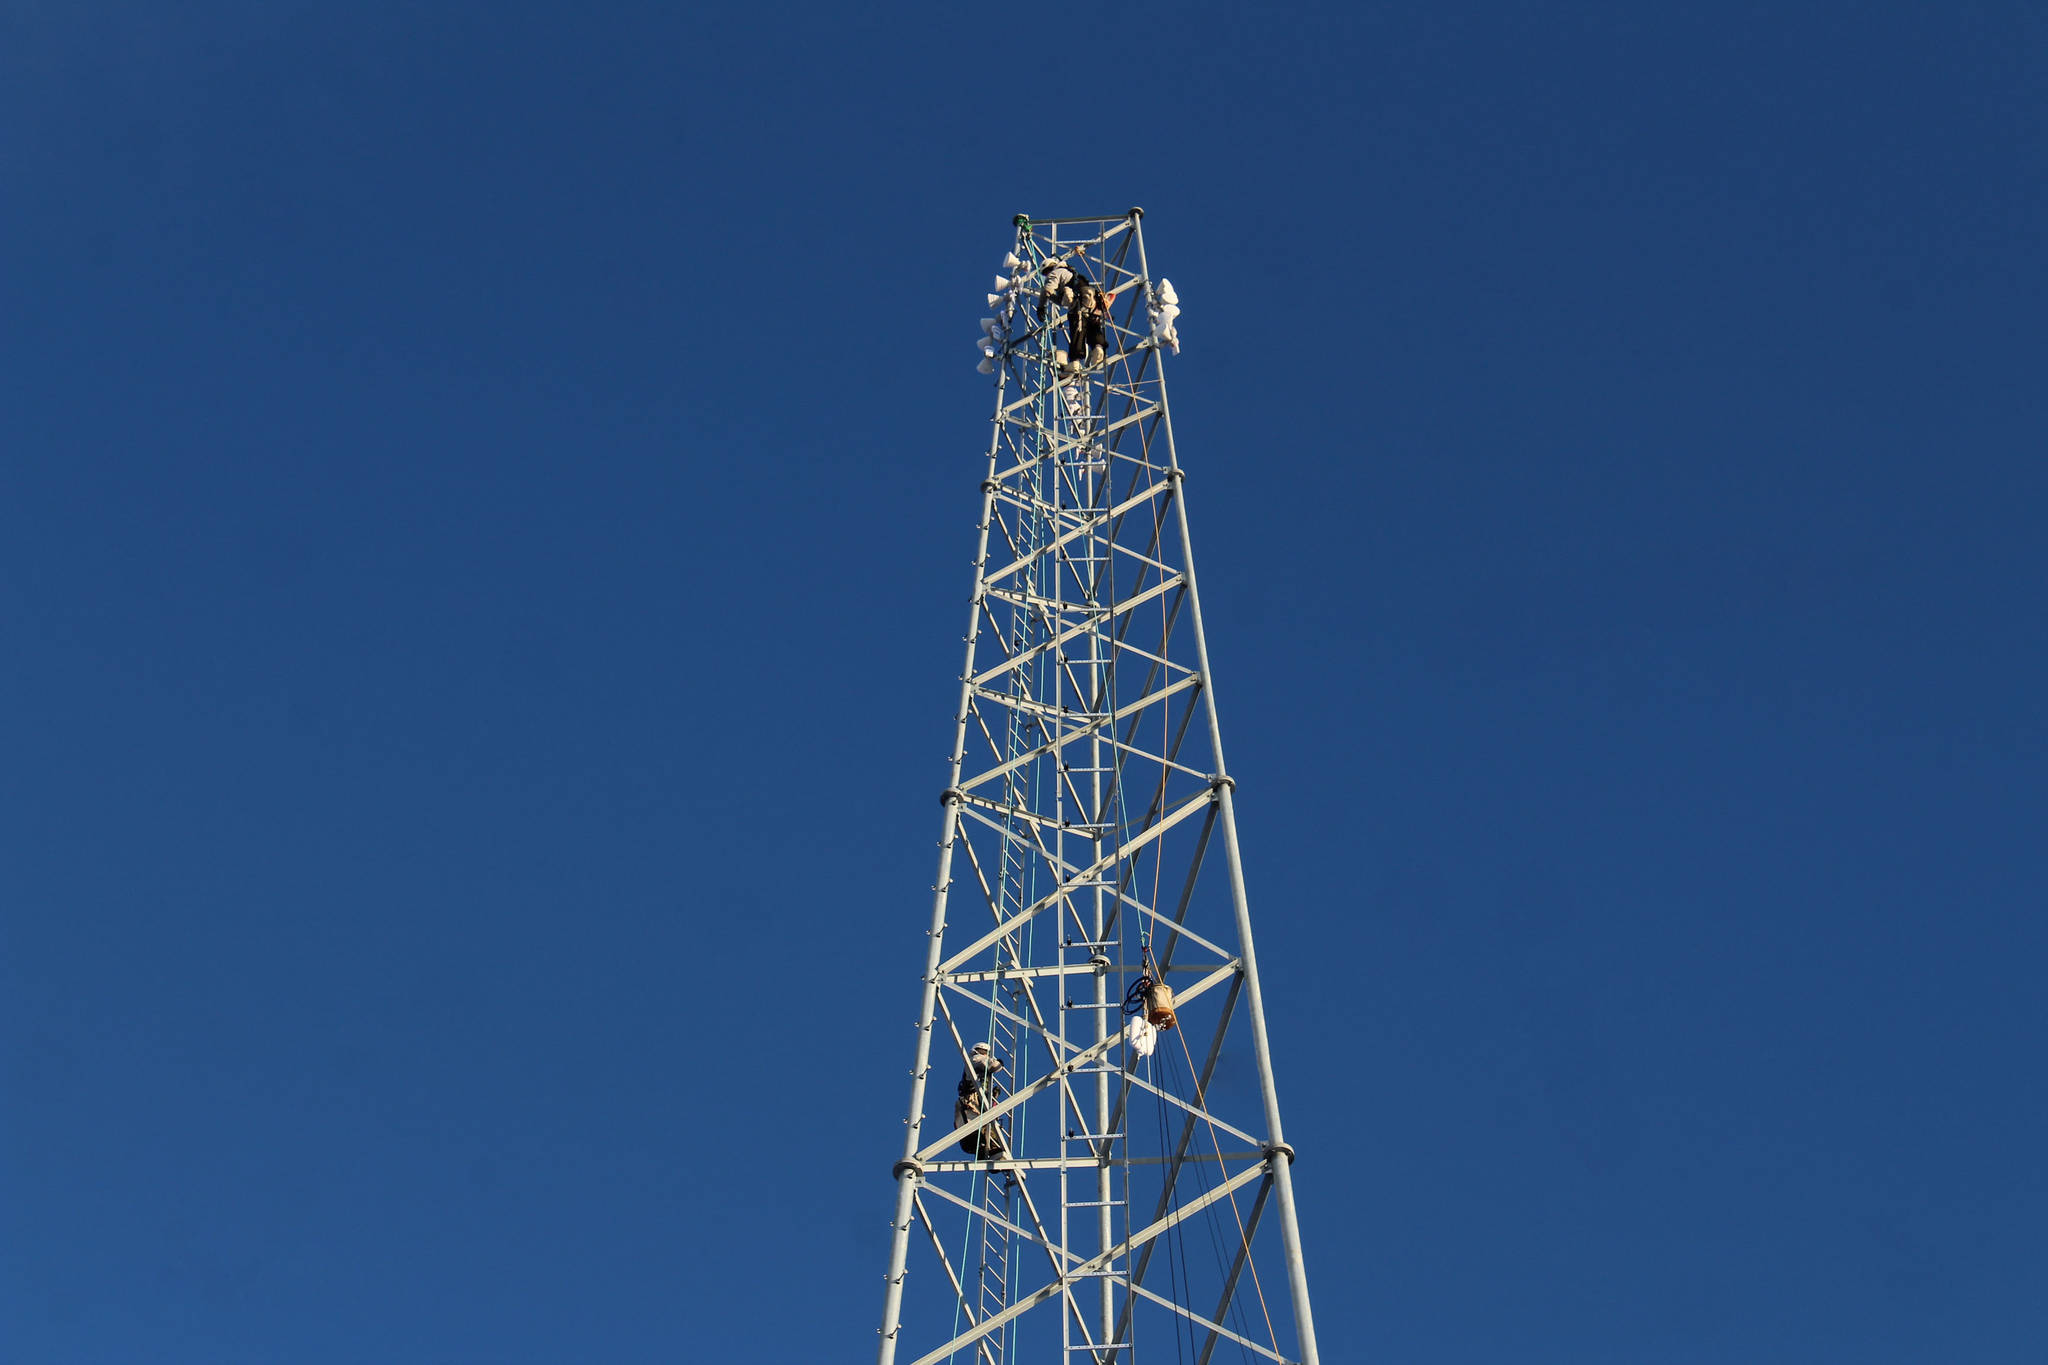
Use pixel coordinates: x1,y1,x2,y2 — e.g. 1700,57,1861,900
966,333,1065,1362
1061,324,1136,1365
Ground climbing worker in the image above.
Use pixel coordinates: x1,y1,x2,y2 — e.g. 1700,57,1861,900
954,1041,1007,1160
1066,272,1114,373
1039,256,1078,367
1039,255,1077,318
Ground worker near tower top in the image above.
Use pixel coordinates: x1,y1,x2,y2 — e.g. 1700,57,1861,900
1039,256,1077,317
1038,255,1113,374
1067,274,1113,373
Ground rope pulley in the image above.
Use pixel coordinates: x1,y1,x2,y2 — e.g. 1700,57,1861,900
1122,965,1177,1032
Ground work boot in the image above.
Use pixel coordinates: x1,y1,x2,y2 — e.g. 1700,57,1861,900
1088,343,1106,368
1053,349,1069,371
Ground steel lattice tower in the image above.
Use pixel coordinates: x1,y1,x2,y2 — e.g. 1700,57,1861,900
874,210,1321,1365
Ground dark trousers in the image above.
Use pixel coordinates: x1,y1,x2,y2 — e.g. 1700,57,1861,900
1069,306,1106,358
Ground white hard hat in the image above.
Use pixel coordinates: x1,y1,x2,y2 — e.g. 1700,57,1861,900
970,1041,992,1053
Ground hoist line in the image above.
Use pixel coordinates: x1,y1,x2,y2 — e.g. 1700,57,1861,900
1080,242,1186,1359
1006,366,1059,1354
1088,365,1143,1357
950,227,1060,1365
1173,1022,1278,1358
999,267,1063,1361
1148,529,1170,957
1086,460,1181,970
1158,1035,1253,1365
1157,1045,1196,1364
1071,228,1143,1362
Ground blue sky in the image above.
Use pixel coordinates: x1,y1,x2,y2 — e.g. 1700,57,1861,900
4,3,2045,1361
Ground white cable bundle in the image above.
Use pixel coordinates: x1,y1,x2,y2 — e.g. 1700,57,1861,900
1148,278,1182,354
1123,1015,1159,1059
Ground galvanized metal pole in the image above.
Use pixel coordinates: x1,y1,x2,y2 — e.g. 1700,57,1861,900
1088,412,1117,1351
876,371,1011,1365
1133,212,1324,1365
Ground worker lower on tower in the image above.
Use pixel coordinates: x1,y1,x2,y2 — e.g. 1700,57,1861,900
954,1040,1007,1160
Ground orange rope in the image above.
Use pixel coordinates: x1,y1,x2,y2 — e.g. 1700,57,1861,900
1147,561,1168,953
1176,1021,1279,1354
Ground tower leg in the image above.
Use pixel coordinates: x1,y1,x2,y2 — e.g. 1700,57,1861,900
879,425,1006,1363
1162,453,1323,1365
877,1173,919,1365
878,796,965,1365
1214,785,1321,1365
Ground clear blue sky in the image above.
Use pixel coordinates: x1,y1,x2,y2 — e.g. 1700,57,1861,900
4,3,2044,1361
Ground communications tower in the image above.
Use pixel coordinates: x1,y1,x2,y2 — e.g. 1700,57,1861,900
875,210,1322,1365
